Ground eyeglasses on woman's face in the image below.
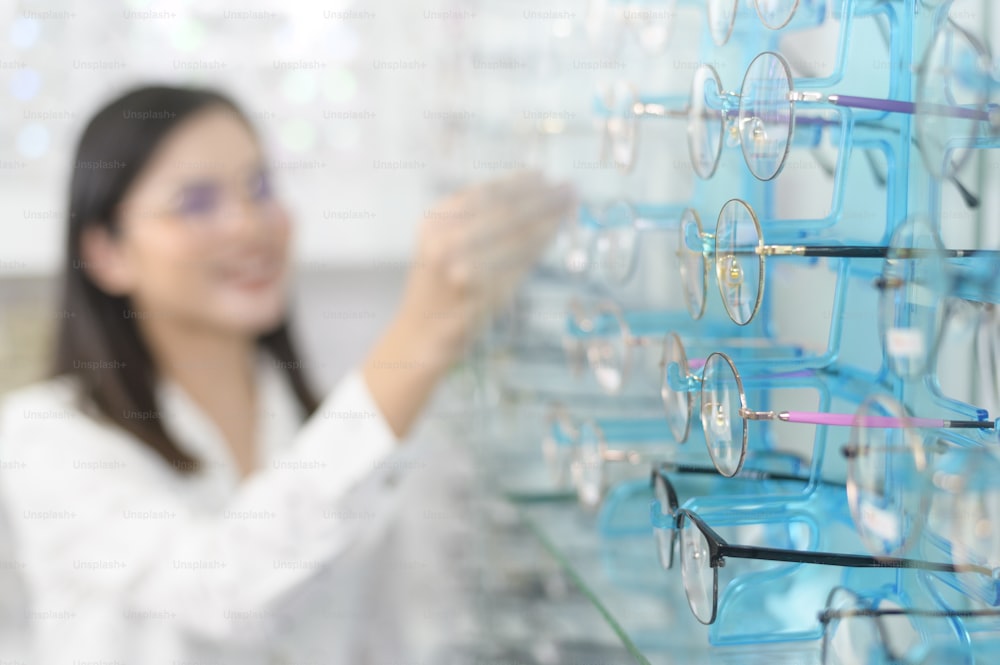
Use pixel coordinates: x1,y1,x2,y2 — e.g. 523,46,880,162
123,166,279,231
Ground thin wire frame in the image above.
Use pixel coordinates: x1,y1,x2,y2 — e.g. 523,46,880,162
713,199,767,327
581,300,658,395
677,208,711,320
650,461,836,571
698,351,751,477
676,508,996,626
660,332,696,444
601,79,688,172
739,48,1000,182
570,419,660,508
818,585,1000,665
700,351,996,478
711,201,997,327
915,16,999,180
844,394,933,558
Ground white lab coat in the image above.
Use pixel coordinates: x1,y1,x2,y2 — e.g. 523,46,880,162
0,352,407,664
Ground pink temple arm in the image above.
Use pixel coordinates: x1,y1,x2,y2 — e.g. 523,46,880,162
780,412,946,428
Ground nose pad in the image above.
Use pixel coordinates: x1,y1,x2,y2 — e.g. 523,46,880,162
720,255,745,289
724,115,742,148
742,116,776,162
702,402,730,437
711,403,730,436
748,116,768,144
665,362,687,392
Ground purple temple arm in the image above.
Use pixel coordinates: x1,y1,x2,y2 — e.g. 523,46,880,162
782,412,994,429
831,95,991,121
782,412,945,428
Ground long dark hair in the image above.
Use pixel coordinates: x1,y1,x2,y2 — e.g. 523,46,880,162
53,85,319,474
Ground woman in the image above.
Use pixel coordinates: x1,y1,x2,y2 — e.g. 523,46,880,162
0,85,573,663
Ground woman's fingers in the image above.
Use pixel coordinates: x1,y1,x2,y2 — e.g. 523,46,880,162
466,176,574,245
404,172,577,351
449,184,574,294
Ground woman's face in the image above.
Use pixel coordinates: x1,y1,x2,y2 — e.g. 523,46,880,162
105,106,291,336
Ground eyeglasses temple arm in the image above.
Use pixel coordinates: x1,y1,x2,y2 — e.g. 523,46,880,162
777,246,1000,259
658,464,838,486
780,411,995,429
665,362,699,392
756,470,843,489
830,95,993,122
950,172,981,208
862,149,888,188
641,102,688,118
793,245,890,258
804,245,1000,259
906,133,981,208
717,543,995,576
668,463,723,476
820,607,1000,623
828,94,919,115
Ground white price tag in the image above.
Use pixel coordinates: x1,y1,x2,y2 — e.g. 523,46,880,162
860,503,900,543
886,327,926,359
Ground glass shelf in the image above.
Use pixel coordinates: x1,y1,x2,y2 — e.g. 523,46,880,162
508,498,824,665
474,402,824,665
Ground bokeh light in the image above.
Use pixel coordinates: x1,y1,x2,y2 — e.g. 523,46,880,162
9,68,41,101
278,118,318,153
281,70,319,105
326,24,361,62
322,67,358,104
8,17,41,49
170,17,207,53
15,123,49,160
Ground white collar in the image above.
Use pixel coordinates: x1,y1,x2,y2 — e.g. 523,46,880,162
154,348,306,483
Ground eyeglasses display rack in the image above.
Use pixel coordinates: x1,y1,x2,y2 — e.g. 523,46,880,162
469,0,1000,663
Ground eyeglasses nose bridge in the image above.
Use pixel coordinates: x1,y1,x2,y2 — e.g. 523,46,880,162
663,361,700,392
697,231,717,255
